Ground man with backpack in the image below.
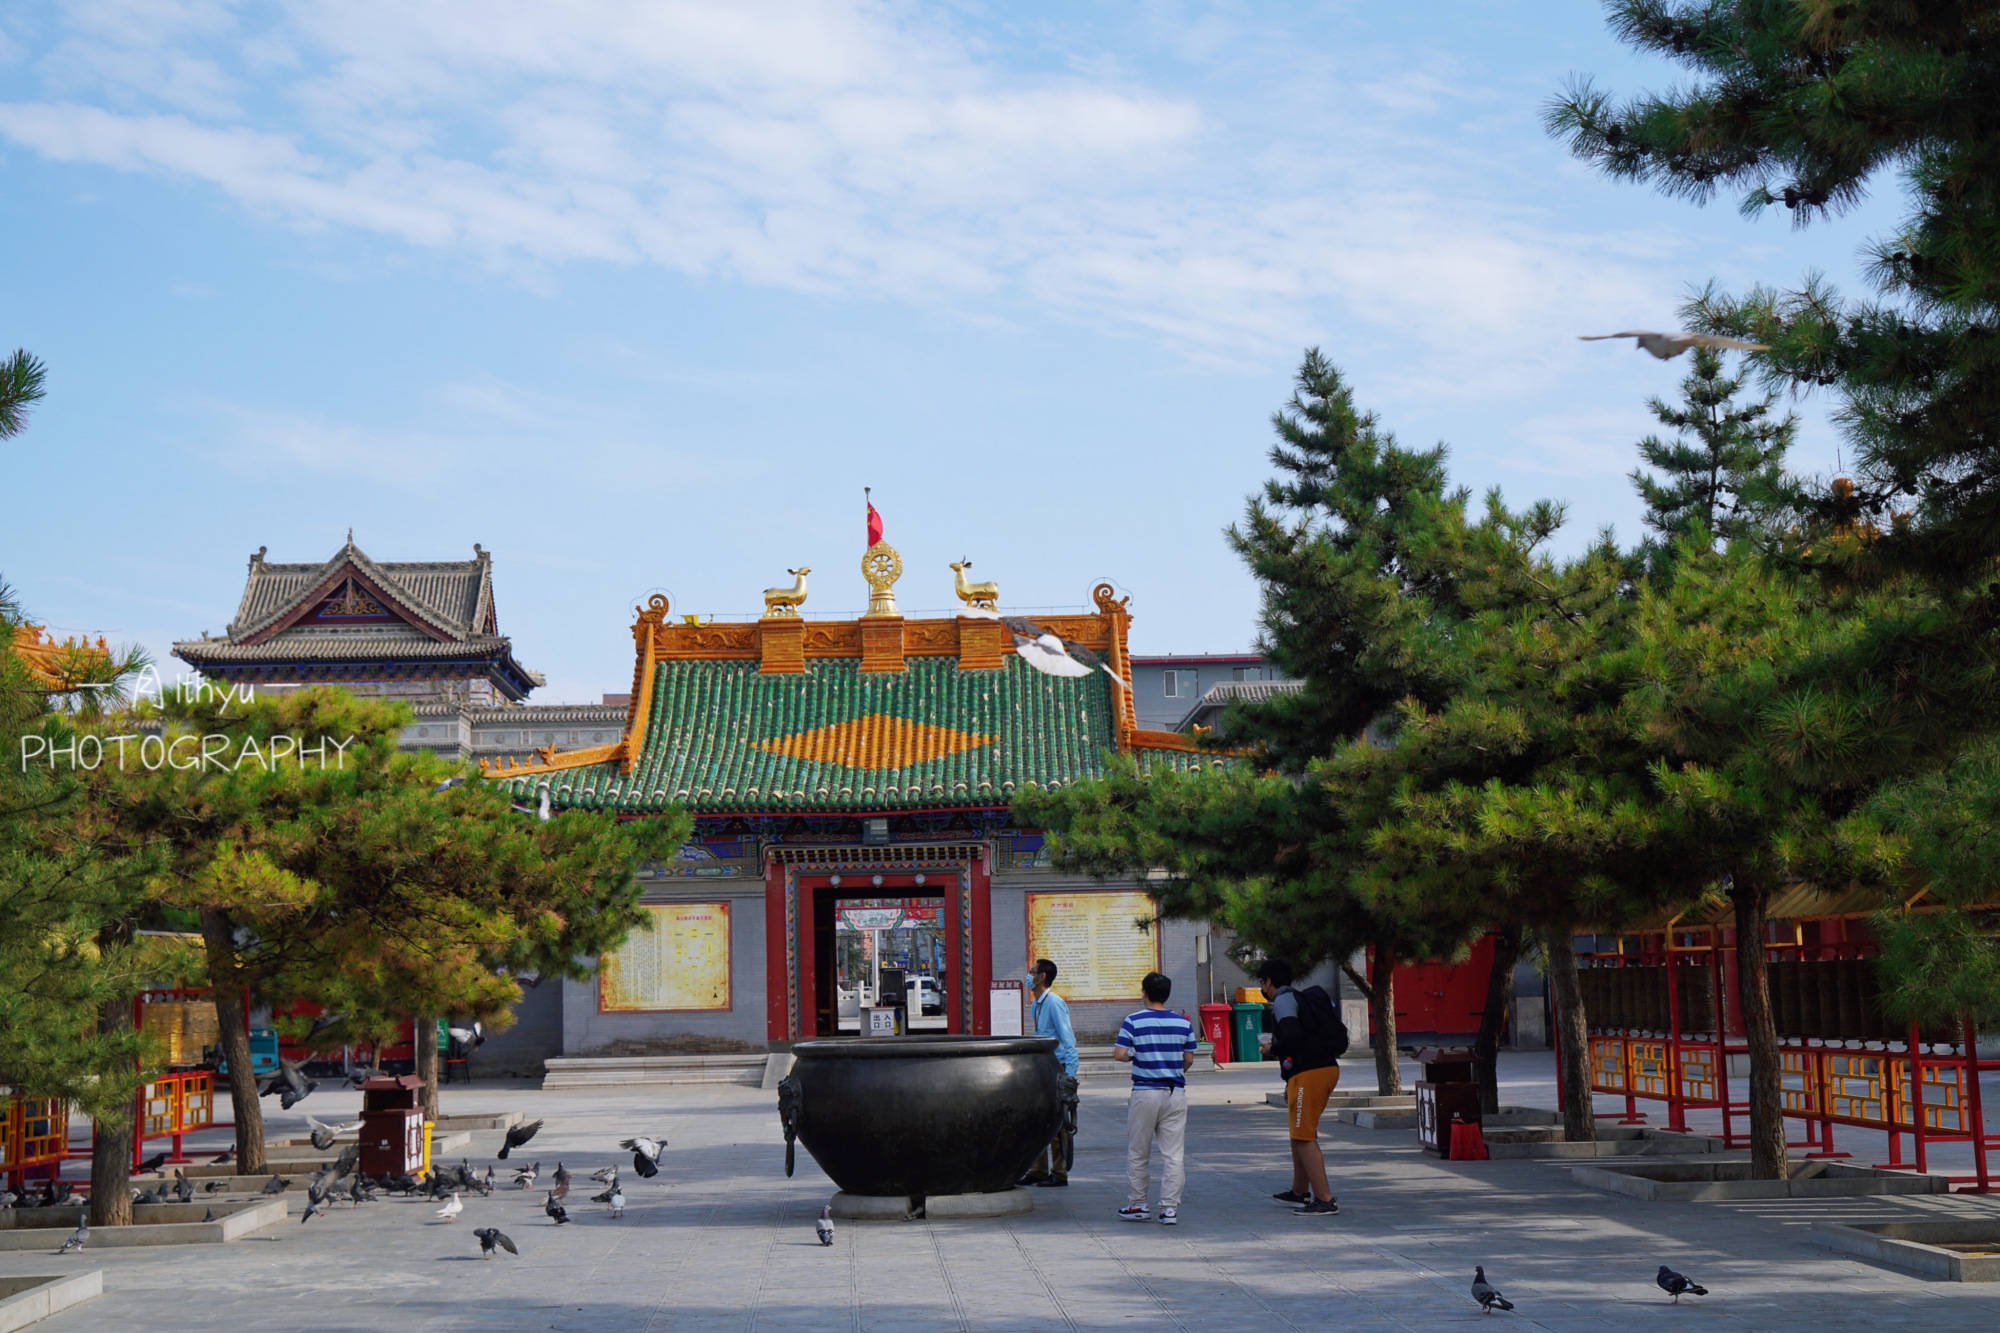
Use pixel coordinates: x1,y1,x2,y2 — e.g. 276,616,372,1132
1258,958,1345,1216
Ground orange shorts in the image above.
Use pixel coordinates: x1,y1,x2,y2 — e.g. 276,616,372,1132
1285,1064,1341,1141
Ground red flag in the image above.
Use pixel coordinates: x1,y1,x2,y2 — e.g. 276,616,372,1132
866,501,883,548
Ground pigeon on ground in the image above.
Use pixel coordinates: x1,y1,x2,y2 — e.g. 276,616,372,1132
301,1194,331,1224
498,1119,543,1160
307,1116,359,1151
544,1191,569,1225
133,1188,163,1206
483,1165,495,1192
138,1151,169,1172
212,1147,235,1165
57,1219,87,1254
261,1174,290,1195
436,1193,463,1222
551,1175,570,1204
1578,331,1771,360
173,1170,194,1204
475,1226,518,1258
512,1161,539,1190
1656,1265,1708,1303
816,1205,835,1246
0,1189,18,1208
203,1180,227,1194
608,1185,624,1219
1471,1266,1514,1313
307,1170,339,1208
620,1136,667,1179
589,1164,619,1184
349,1176,374,1205
201,1207,214,1223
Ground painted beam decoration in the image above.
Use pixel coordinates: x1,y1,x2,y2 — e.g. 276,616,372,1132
1025,890,1160,1002
598,902,733,1012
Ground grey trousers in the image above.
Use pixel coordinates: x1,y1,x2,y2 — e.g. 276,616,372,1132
1125,1086,1187,1208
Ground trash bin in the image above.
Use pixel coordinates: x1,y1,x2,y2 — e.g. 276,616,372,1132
1198,1003,1234,1062
1414,1048,1482,1156
357,1074,425,1177
1230,1001,1267,1063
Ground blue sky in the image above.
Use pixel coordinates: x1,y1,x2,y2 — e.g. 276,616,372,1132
2,2,1908,703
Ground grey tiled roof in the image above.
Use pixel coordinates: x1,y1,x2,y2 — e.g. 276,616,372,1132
225,537,494,642
1175,677,1302,731
175,630,517,662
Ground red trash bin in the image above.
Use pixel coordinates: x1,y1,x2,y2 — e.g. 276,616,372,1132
1198,1003,1234,1062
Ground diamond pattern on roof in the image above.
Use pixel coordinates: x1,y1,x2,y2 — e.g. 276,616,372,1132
754,713,995,769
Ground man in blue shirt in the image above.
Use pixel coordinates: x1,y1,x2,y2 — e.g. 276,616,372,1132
1113,971,1198,1224
1020,957,1078,1187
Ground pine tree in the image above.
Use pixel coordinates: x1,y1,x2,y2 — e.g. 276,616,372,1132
1630,346,1797,571
0,349,47,440
1546,3,2000,585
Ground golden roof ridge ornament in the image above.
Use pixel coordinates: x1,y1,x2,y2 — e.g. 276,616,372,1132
762,567,811,618
949,559,998,611
861,542,901,617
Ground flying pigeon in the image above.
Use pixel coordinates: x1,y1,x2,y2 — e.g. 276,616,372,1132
1471,1266,1514,1314
346,1063,384,1087
436,1192,463,1222
621,1136,667,1179
1578,331,1771,360
447,1022,485,1049
259,1056,317,1109
303,1011,350,1043
544,1191,570,1226
1656,1265,1708,1303
308,1116,359,1151
261,1174,290,1195
301,1194,331,1224
498,1119,543,1160
816,1205,835,1247
334,1142,361,1178
476,1226,519,1258
512,1161,539,1190
57,1219,87,1254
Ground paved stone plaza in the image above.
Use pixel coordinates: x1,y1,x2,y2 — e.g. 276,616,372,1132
4,1053,1997,1331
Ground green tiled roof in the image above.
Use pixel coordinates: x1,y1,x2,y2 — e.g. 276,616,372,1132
507,656,1213,814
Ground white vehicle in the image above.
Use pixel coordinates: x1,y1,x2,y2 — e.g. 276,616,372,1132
906,976,944,1015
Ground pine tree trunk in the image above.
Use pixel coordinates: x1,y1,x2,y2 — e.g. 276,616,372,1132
1545,930,1597,1143
201,907,266,1175
1369,939,1402,1096
1473,926,1522,1116
415,1017,440,1121
1733,878,1790,1181
89,989,135,1228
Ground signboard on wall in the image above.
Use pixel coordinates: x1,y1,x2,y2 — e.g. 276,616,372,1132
1025,891,1159,1002
599,902,732,1011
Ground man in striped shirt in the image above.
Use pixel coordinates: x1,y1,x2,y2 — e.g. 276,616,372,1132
1113,971,1198,1224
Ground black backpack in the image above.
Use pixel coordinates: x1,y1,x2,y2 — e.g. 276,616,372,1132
1295,984,1349,1062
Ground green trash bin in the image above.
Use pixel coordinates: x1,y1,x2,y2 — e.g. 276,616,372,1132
1231,1001,1268,1062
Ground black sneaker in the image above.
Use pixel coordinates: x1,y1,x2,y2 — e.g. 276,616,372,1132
1035,1176,1068,1187
1292,1198,1339,1216
1271,1190,1308,1204
1017,1175,1048,1187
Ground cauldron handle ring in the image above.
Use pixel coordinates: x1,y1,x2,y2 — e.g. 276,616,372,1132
777,1073,802,1178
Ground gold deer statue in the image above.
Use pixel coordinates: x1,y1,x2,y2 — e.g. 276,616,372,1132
948,559,999,611
762,567,811,617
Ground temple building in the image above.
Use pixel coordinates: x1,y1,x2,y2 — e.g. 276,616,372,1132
493,541,1250,1060
170,537,624,769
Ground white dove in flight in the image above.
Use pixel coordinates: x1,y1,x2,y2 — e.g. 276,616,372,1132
1579,331,1771,360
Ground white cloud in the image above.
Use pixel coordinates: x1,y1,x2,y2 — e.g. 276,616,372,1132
0,1,1707,395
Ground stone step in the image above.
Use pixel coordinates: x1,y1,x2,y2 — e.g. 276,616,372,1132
542,1055,766,1089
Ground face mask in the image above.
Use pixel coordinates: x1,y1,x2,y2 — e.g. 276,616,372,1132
1025,971,1039,988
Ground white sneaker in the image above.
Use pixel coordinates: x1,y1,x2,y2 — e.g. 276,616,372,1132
1159,1207,1178,1225
1117,1204,1150,1221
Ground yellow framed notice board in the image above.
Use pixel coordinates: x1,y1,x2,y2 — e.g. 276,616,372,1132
1025,890,1159,1002
598,901,732,1012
